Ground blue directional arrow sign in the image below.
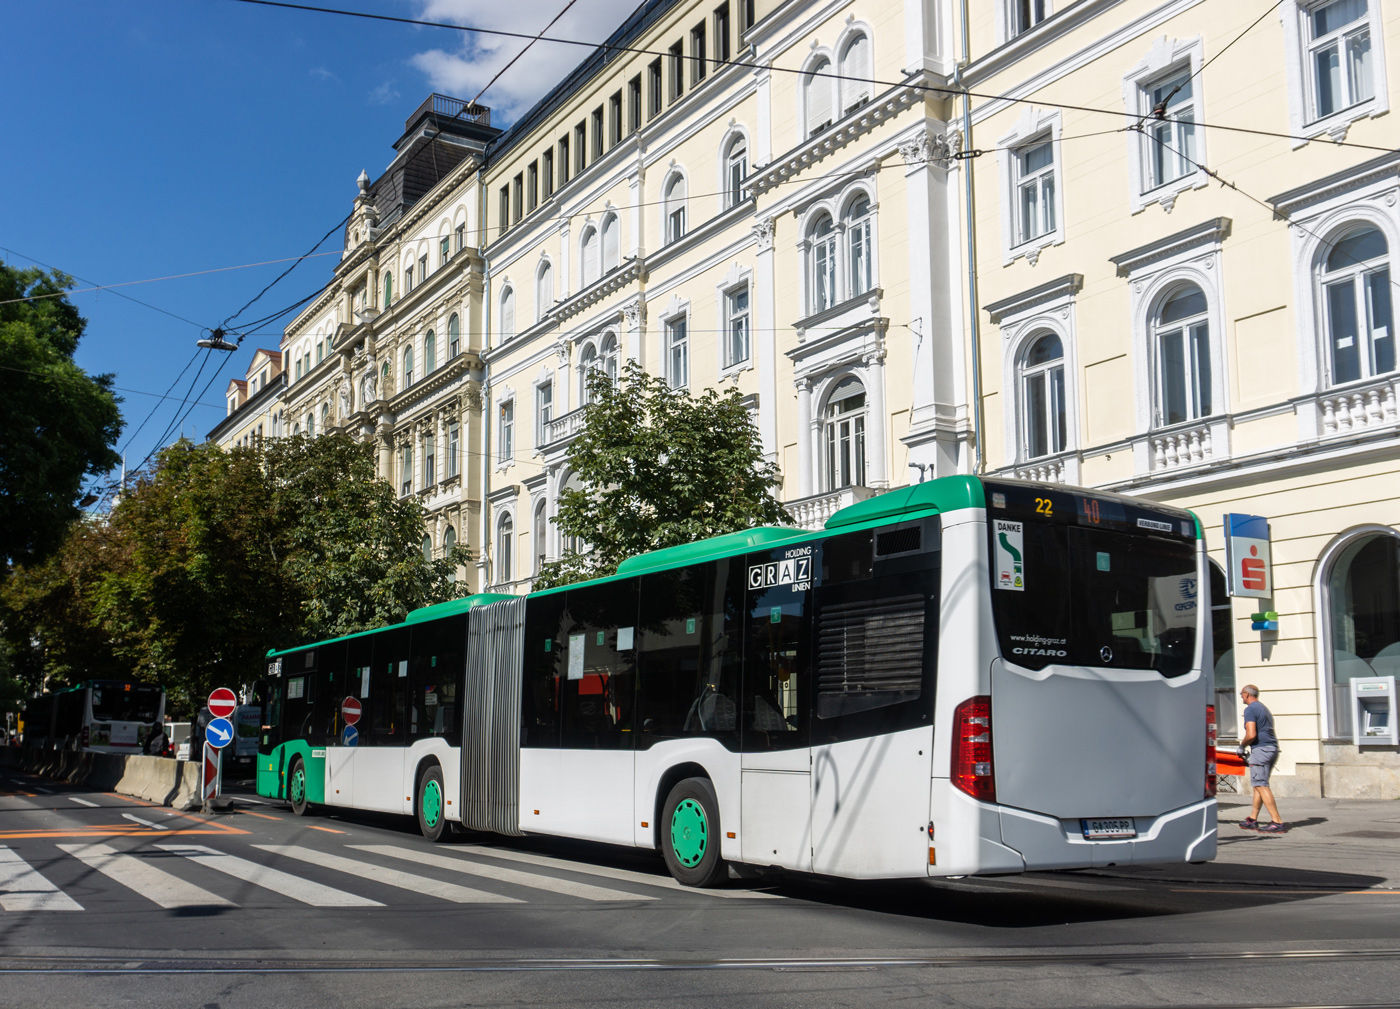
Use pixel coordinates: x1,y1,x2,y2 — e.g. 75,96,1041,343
205,716,235,750
342,724,359,747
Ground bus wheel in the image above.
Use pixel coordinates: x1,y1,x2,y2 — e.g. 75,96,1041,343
661,777,726,887
289,757,311,816
416,765,447,842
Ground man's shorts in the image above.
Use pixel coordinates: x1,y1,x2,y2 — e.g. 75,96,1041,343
1248,745,1279,787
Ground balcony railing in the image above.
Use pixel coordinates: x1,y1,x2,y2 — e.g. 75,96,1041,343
786,486,878,531
1151,420,1214,472
543,405,588,448
1318,376,1400,438
1015,457,1067,483
407,94,490,130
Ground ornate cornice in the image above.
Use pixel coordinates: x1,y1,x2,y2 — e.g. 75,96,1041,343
553,259,644,324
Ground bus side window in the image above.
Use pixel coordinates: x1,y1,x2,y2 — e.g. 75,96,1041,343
370,627,409,746
347,635,374,746
743,549,812,753
521,594,567,748
408,614,465,746
559,578,638,749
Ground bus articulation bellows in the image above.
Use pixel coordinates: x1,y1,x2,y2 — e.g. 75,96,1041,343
255,476,1217,885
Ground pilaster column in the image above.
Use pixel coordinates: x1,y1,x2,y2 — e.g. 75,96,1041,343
753,216,777,461
558,219,571,300
623,301,646,368
864,351,888,488
754,65,772,165
796,379,813,498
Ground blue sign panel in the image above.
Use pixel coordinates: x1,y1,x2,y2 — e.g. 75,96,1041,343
205,716,235,750
342,724,359,747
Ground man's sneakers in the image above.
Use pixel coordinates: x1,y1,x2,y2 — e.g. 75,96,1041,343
1239,817,1258,830
1256,822,1287,833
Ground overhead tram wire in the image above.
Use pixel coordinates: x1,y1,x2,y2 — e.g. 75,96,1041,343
0,245,205,331
1146,0,1285,120
224,0,1400,155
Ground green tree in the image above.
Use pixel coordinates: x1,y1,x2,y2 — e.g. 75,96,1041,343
534,360,788,589
0,262,123,572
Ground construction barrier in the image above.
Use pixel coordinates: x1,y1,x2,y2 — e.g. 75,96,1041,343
0,748,201,808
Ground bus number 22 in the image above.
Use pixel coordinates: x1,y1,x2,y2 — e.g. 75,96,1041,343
1035,497,1053,517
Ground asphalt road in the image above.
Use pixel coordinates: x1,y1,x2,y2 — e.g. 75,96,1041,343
2,769,1399,1009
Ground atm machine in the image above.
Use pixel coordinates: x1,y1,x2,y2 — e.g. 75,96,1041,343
1351,676,1398,746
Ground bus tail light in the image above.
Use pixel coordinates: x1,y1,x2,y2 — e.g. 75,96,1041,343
1205,704,1217,799
952,696,995,802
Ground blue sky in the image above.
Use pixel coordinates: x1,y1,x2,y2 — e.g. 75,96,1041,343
1,0,638,492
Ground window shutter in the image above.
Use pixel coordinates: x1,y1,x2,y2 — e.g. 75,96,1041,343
602,216,620,271
816,593,925,718
841,35,871,111
806,59,834,134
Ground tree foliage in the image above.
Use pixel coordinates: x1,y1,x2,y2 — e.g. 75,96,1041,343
0,261,123,572
1,433,468,715
534,361,788,589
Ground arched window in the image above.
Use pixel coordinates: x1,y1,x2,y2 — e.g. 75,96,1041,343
497,513,514,585
422,534,433,563
536,262,553,321
824,376,867,491
383,271,393,306
306,412,316,438
1327,532,1400,736
424,331,437,375
725,136,748,207
602,214,620,272
320,402,330,429
580,226,600,288
560,472,582,555
500,286,515,343
403,345,414,387
1323,225,1393,385
665,174,687,244
839,33,872,114
809,213,837,313
1154,284,1211,426
380,361,391,397
600,332,619,384
448,313,461,358
1020,332,1066,459
443,525,457,582
805,57,835,136
400,443,413,495
845,195,874,297
579,343,599,403
533,500,547,574
292,422,300,436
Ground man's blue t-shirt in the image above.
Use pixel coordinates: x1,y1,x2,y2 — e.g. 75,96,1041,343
1243,700,1277,747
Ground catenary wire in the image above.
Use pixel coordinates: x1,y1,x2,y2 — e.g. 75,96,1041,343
0,245,205,330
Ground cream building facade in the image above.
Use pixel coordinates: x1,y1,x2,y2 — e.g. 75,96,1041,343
210,348,285,449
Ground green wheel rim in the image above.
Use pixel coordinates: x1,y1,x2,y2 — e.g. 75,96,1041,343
421,779,442,829
670,798,708,868
290,766,305,806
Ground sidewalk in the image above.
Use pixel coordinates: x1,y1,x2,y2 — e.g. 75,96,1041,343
1081,796,1400,890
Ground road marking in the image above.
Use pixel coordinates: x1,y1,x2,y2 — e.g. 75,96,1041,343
449,844,782,899
306,825,345,834
240,811,282,822
0,846,83,911
155,844,381,907
69,798,99,808
1171,888,1400,895
354,845,660,902
57,843,235,909
31,786,53,795
254,845,523,904
121,813,168,831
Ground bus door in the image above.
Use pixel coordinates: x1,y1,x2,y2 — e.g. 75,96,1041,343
739,544,813,872
353,627,409,814
809,522,940,877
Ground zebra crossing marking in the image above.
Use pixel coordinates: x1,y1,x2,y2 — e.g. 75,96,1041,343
253,845,523,904
351,844,660,902
155,844,381,908
0,846,82,911
57,843,234,909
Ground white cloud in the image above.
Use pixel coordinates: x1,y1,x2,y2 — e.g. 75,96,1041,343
370,79,403,106
408,0,647,125
309,66,340,82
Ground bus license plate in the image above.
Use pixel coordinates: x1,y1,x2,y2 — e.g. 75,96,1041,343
1081,818,1136,840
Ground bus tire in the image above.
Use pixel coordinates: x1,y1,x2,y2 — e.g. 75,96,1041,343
416,765,447,842
288,757,312,816
661,777,726,887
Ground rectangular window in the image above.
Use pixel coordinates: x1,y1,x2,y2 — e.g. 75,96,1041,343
542,149,554,197
499,401,514,465
1015,137,1056,243
455,223,465,251
1310,0,1373,120
527,161,538,212
316,340,324,365
669,41,685,102
440,236,450,265
609,92,622,145
419,254,427,281
499,187,510,236
725,286,751,367
715,3,731,63
591,107,604,159
424,432,436,486
740,0,754,32
559,136,570,185
1011,0,1048,36
447,421,460,479
575,122,587,173
667,315,689,388
401,445,413,496
628,76,642,133
691,23,707,84
512,174,523,222
1144,71,1196,190
405,265,414,292
648,59,663,117
537,381,553,446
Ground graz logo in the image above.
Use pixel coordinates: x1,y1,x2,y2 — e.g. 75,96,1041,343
748,555,812,591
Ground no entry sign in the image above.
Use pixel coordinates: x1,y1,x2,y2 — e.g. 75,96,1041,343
342,696,362,726
207,687,237,719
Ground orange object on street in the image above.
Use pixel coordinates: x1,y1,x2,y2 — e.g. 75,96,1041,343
1215,747,1247,775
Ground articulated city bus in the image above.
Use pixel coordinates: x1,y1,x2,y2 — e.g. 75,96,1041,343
256,476,1217,885
23,680,166,753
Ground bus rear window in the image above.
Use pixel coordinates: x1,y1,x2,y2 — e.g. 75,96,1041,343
91,684,162,723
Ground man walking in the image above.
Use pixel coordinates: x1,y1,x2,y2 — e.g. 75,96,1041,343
1238,684,1285,833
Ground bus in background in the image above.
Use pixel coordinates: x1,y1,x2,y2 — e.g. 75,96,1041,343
256,476,1216,886
22,680,165,753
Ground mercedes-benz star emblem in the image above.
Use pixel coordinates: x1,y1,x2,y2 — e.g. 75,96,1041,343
1100,645,1114,663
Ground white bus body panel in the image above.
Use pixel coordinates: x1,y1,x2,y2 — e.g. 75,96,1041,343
1000,797,1216,868
811,726,933,877
325,746,353,805
520,749,634,845
351,748,405,813
740,759,811,871
632,740,740,857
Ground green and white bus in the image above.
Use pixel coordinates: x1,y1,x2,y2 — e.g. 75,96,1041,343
256,476,1217,885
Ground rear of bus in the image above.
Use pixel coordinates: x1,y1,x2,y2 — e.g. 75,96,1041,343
936,478,1216,874
84,681,166,753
